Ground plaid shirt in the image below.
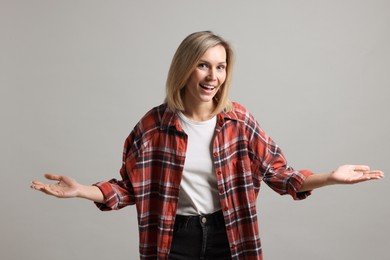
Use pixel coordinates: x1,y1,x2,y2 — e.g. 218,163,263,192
95,102,313,259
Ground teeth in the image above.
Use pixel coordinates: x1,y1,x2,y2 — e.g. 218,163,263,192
200,84,216,89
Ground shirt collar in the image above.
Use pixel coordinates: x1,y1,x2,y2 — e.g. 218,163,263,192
159,103,239,132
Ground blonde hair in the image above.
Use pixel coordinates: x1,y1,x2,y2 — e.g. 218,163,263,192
165,31,234,114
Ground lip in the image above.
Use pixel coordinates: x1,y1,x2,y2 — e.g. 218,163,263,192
199,83,217,90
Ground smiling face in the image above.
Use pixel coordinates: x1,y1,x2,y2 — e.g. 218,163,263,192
183,44,227,113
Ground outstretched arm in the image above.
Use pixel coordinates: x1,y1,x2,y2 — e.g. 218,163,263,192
31,174,105,203
298,165,384,192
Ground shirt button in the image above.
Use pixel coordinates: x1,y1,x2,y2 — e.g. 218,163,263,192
201,217,207,224
216,170,222,175
224,207,229,211
219,189,224,194
213,152,218,157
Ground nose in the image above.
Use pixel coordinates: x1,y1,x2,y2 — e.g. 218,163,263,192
206,68,217,81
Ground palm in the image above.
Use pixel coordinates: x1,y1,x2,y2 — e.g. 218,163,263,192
330,165,383,184
31,174,80,198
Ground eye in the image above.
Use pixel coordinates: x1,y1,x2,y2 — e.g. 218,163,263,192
197,63,209,69
217,65,226,70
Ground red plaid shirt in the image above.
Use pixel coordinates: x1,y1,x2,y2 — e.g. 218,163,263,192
95,102,313,259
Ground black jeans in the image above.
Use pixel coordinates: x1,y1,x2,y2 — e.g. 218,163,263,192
169,210,232,260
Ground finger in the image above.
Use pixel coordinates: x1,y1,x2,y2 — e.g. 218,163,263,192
31,183,44,190
30,181,62,197
353,165,370,172
31,184,52,194
37,186,55,196
31,180,45,186
365,170,384,178
44,173,62,181
31,181,49,189
353,171,384,183
41,184,64,197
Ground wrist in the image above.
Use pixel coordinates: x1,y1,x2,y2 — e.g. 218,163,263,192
77,185,105,203
326,171,339,186
76,184,88,199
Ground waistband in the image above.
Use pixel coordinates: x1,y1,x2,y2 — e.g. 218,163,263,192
174,210,225,227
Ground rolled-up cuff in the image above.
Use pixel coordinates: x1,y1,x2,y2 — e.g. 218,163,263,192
288,169,314,200
93,181,118,211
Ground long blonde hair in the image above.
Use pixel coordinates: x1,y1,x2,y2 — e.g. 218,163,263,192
165,31,234,114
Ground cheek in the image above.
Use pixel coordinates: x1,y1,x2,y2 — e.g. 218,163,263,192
187,70,204,84
185,74,198,87
219,73,227,85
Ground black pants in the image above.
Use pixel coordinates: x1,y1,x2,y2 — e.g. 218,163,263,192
169,210,232,260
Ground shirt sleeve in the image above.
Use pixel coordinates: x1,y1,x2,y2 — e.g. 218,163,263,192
94,129,138,211
247,114,313,200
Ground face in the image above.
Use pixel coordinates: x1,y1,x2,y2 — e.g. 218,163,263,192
183,44,227,110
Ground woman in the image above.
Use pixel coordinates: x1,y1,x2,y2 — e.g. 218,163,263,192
31,31,384,260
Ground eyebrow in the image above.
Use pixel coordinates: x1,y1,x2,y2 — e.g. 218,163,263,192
198,59,227,65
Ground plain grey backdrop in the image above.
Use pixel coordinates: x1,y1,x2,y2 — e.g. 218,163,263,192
1,0,389,259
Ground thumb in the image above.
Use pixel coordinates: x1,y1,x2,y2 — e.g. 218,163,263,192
353,165,370,172
44,173,62,181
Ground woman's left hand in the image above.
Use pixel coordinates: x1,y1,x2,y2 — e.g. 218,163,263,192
328,165,384,185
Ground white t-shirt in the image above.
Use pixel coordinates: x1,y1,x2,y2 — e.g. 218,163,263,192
176,111,221,215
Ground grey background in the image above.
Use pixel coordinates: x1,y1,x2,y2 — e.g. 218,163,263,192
1,0,389,259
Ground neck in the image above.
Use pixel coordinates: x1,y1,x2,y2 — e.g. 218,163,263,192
183,102,216,122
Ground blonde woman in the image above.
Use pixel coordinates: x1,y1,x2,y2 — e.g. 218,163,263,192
31,31,384,260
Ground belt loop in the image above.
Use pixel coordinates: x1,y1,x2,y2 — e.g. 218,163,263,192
184,216,190,229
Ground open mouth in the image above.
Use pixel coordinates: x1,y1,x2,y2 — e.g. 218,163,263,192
200,83,217,91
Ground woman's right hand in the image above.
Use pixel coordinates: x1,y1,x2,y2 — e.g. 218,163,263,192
31,174,81,198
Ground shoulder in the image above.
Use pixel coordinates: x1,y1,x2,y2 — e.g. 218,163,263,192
225,102,263,136
228,102,269,145
124,104,170,153
139,103,168,124
231,102,249,114
228,102,256,123
135,103,170,134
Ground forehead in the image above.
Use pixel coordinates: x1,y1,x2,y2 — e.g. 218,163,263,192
200,45,227,63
